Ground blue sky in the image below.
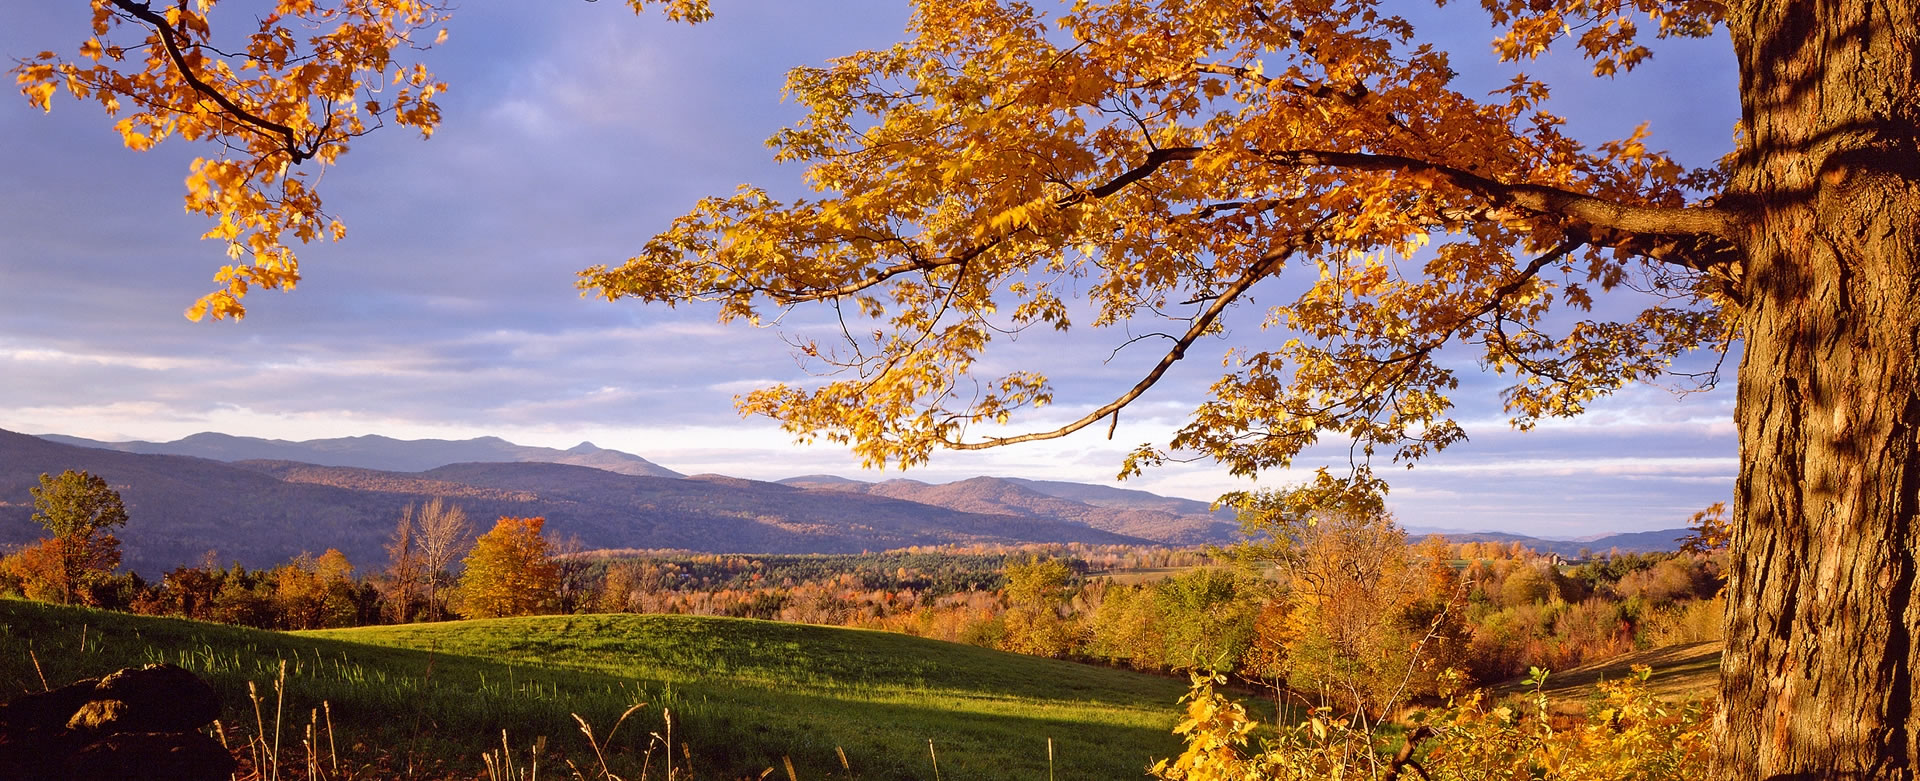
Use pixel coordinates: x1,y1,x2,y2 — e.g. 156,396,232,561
0,2,1740,535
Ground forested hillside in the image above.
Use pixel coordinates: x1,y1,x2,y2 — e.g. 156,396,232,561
0,429,1147,572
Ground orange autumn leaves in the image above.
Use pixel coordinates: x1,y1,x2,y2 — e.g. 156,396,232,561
3,470,129,606
578,0,1738,479
456,515,559,619
14,0,709,320
15,0,453,320
21,1,1742,487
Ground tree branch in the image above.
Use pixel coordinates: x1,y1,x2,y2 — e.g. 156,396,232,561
769,146,1203,305
784,142,1732,309
111,0,311,162
942,239,1294,450
1258,148,1738,239
1194,61,1271,86
1386,726,1434,778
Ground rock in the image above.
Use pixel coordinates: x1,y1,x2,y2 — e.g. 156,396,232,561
65,698,130,732
0,678,100,732
69,732,236,781
0,726,83,780
0,664,230,781
85,664,220,733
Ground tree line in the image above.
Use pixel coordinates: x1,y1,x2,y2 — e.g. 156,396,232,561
3,469,1721,710
0,471,564,627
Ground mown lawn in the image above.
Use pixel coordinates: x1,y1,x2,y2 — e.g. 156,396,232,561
1,599,1192,779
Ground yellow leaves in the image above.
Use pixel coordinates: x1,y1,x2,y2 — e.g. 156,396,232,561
1153,659,1713,781
625,0,713,24
557,0,1734,478
16,59,60,111
1349,257,1390,296
14,0,473,319
1484,0,1715,77
21,81,58,112
115,120,152,150
456,516,560,619
981,198,1047,237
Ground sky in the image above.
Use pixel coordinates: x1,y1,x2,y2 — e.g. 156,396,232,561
0,2,1742,537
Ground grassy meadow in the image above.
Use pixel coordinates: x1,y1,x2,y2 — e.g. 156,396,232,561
1494,639,1722,709
1,598,1194,779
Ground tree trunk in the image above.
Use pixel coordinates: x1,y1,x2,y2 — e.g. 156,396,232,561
1720,0,1920,777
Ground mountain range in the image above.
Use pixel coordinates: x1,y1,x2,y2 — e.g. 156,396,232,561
1411,528,1697,559
0,429,1199,573
1,428,1690,574
40,431,684,478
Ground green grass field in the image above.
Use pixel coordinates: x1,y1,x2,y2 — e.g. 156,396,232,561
1483,640,1721,726
1499,640,1723,705
1,599,1194,779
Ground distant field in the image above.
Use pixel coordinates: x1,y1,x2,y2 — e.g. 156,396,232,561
1493,641,1723,710
0,600,1193,779
1099,563,1274,585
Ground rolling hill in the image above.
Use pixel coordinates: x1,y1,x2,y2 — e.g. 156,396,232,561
0,429,1146,574
2,599,1195,780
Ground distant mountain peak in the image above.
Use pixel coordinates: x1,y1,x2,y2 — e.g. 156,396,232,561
34,430,683,478
777,474,870,486
176,431,250,443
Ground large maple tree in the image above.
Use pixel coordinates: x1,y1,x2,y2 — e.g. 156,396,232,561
18,0,1920,776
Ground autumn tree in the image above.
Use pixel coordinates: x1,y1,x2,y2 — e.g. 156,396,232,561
455,516,560,619
2,535,123,607
407,497,471,621
1151,568,1261,674
575,3,1911,774
24,0,1920,775
272,548,363,629
1406,534,1472,679
1083,581,1168,669
1000,554,1077,656
1235,473,1434,716
10,470,130,605
549,533,595,615
381,513,423,623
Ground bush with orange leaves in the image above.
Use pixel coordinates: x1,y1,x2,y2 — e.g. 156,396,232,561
1154,666,1710,781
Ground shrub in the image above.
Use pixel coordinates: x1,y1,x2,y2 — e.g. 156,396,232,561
1640,594,1726,647
1152,667,1712,781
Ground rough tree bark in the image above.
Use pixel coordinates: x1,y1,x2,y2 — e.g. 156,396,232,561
1721,0,1920,777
